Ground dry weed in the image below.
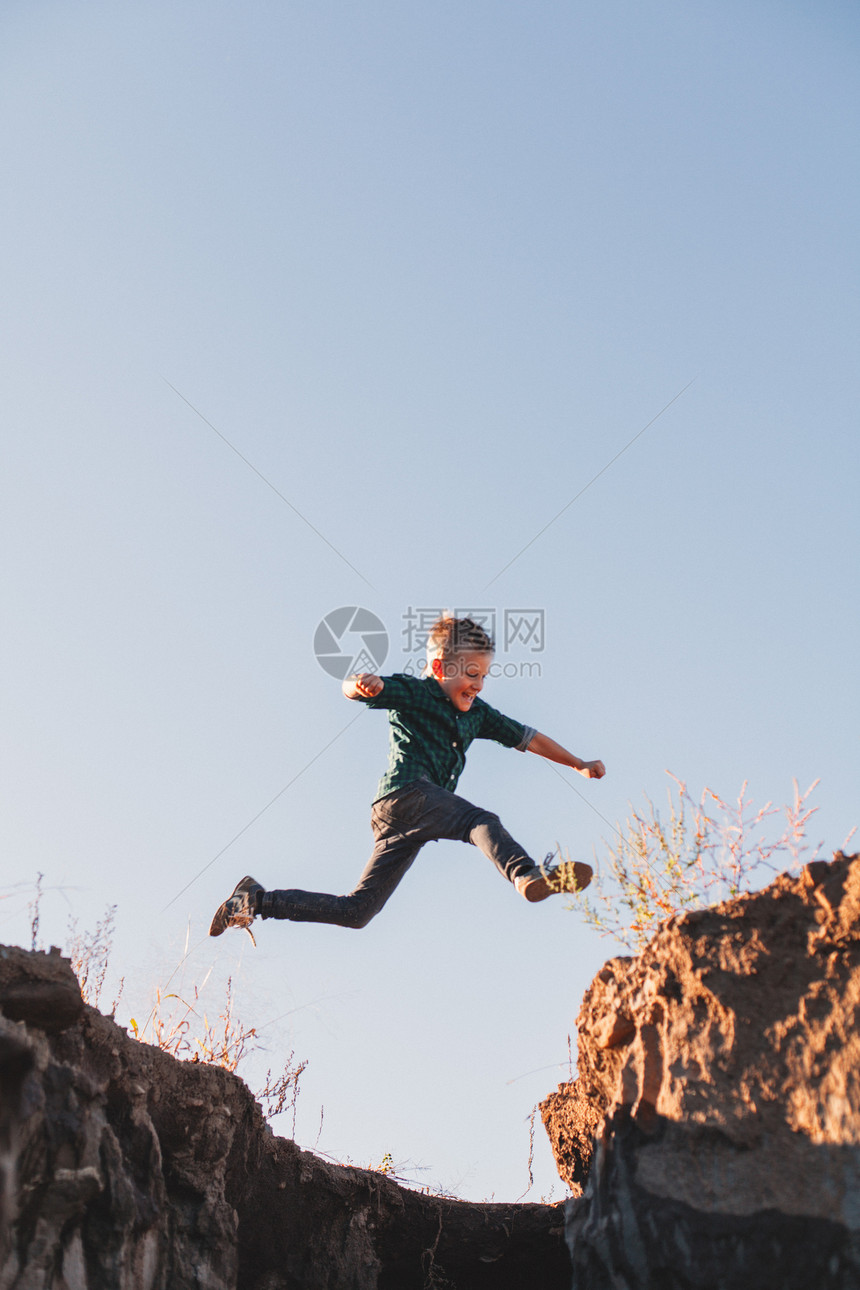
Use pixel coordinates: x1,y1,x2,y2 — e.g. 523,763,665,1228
194,976,258,1072
28,873,44,952
578,774,823,951
258,1055,308,1134
67,905,117,1009
129,971,259,1071
129,964,308,1123
21,887,309,1127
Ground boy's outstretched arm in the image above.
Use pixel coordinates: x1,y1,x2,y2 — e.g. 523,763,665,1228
343,672,385,700
527,731,605,780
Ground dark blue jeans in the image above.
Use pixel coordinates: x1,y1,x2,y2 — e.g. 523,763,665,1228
260,778,536,929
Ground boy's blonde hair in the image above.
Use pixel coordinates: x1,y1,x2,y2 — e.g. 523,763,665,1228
424,615,494,672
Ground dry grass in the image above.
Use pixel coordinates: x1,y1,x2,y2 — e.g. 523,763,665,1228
577,773,825,952
257,1057,309,1133
128,974,251,1068
54,909,308,1123
28,872,44,952
126,971,309,1127
67,905,118,1010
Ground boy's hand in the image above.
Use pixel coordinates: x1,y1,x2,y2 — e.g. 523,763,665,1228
580,760,606,780
344,672,384,699
355,673,384,697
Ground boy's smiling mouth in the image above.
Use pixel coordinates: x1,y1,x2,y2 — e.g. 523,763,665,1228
431,648,493,710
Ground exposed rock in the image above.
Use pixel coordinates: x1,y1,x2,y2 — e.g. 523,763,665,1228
0,1023,34,1257
0,946,568,1289
540,851,860,1289
0,945,84,1034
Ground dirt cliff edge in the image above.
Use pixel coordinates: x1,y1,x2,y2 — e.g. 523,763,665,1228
541,850,860,1289
0,944,567,1290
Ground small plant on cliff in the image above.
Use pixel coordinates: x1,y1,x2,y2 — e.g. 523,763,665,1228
28,872,44,951
129,973,258,1070
21,887,308,1129
257,1057,308,1133
67,905,118,1010
565,774,823,951
128,961,307,1121
194,976,259,1071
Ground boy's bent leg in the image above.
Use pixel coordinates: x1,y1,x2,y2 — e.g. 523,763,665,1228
468,823,592,900
383,780,536,886
468,814,535,884
470,807,594,900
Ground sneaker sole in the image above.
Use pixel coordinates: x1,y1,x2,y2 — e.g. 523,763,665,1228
573,862,593,892
209,905,230,936
519,876,553,902
519,862,593,902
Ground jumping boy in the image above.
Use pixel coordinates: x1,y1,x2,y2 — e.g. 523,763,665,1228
209,615,605,940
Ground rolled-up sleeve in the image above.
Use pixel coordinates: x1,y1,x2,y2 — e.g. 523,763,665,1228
476,700,536,752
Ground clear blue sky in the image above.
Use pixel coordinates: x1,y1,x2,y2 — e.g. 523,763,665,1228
2,0,858,1201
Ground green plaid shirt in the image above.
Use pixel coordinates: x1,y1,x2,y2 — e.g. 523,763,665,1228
357,673,536,801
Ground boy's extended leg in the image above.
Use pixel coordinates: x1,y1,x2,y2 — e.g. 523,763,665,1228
258,833,424,930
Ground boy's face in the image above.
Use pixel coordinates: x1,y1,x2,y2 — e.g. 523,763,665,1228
431,650,493,712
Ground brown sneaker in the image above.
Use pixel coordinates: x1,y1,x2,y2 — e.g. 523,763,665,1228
514,860,593,902
209,876,263,940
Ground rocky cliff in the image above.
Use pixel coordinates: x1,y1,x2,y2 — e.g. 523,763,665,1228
0,944,568,1290
8,852,859,1290
541,850,860,1289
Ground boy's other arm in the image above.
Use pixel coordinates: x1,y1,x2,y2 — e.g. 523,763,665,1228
342,673,385,700
526,731,605,780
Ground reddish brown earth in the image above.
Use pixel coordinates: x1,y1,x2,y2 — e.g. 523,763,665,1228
541,851,860,1290
0,944,568,1289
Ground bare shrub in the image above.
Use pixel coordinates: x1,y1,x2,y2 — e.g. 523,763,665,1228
28,873,44,953
128,972,259,1071
129,969,308,1128
195,976,259,1072
67,905,117,1008
258,1055,308,1134
576,774,823,952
